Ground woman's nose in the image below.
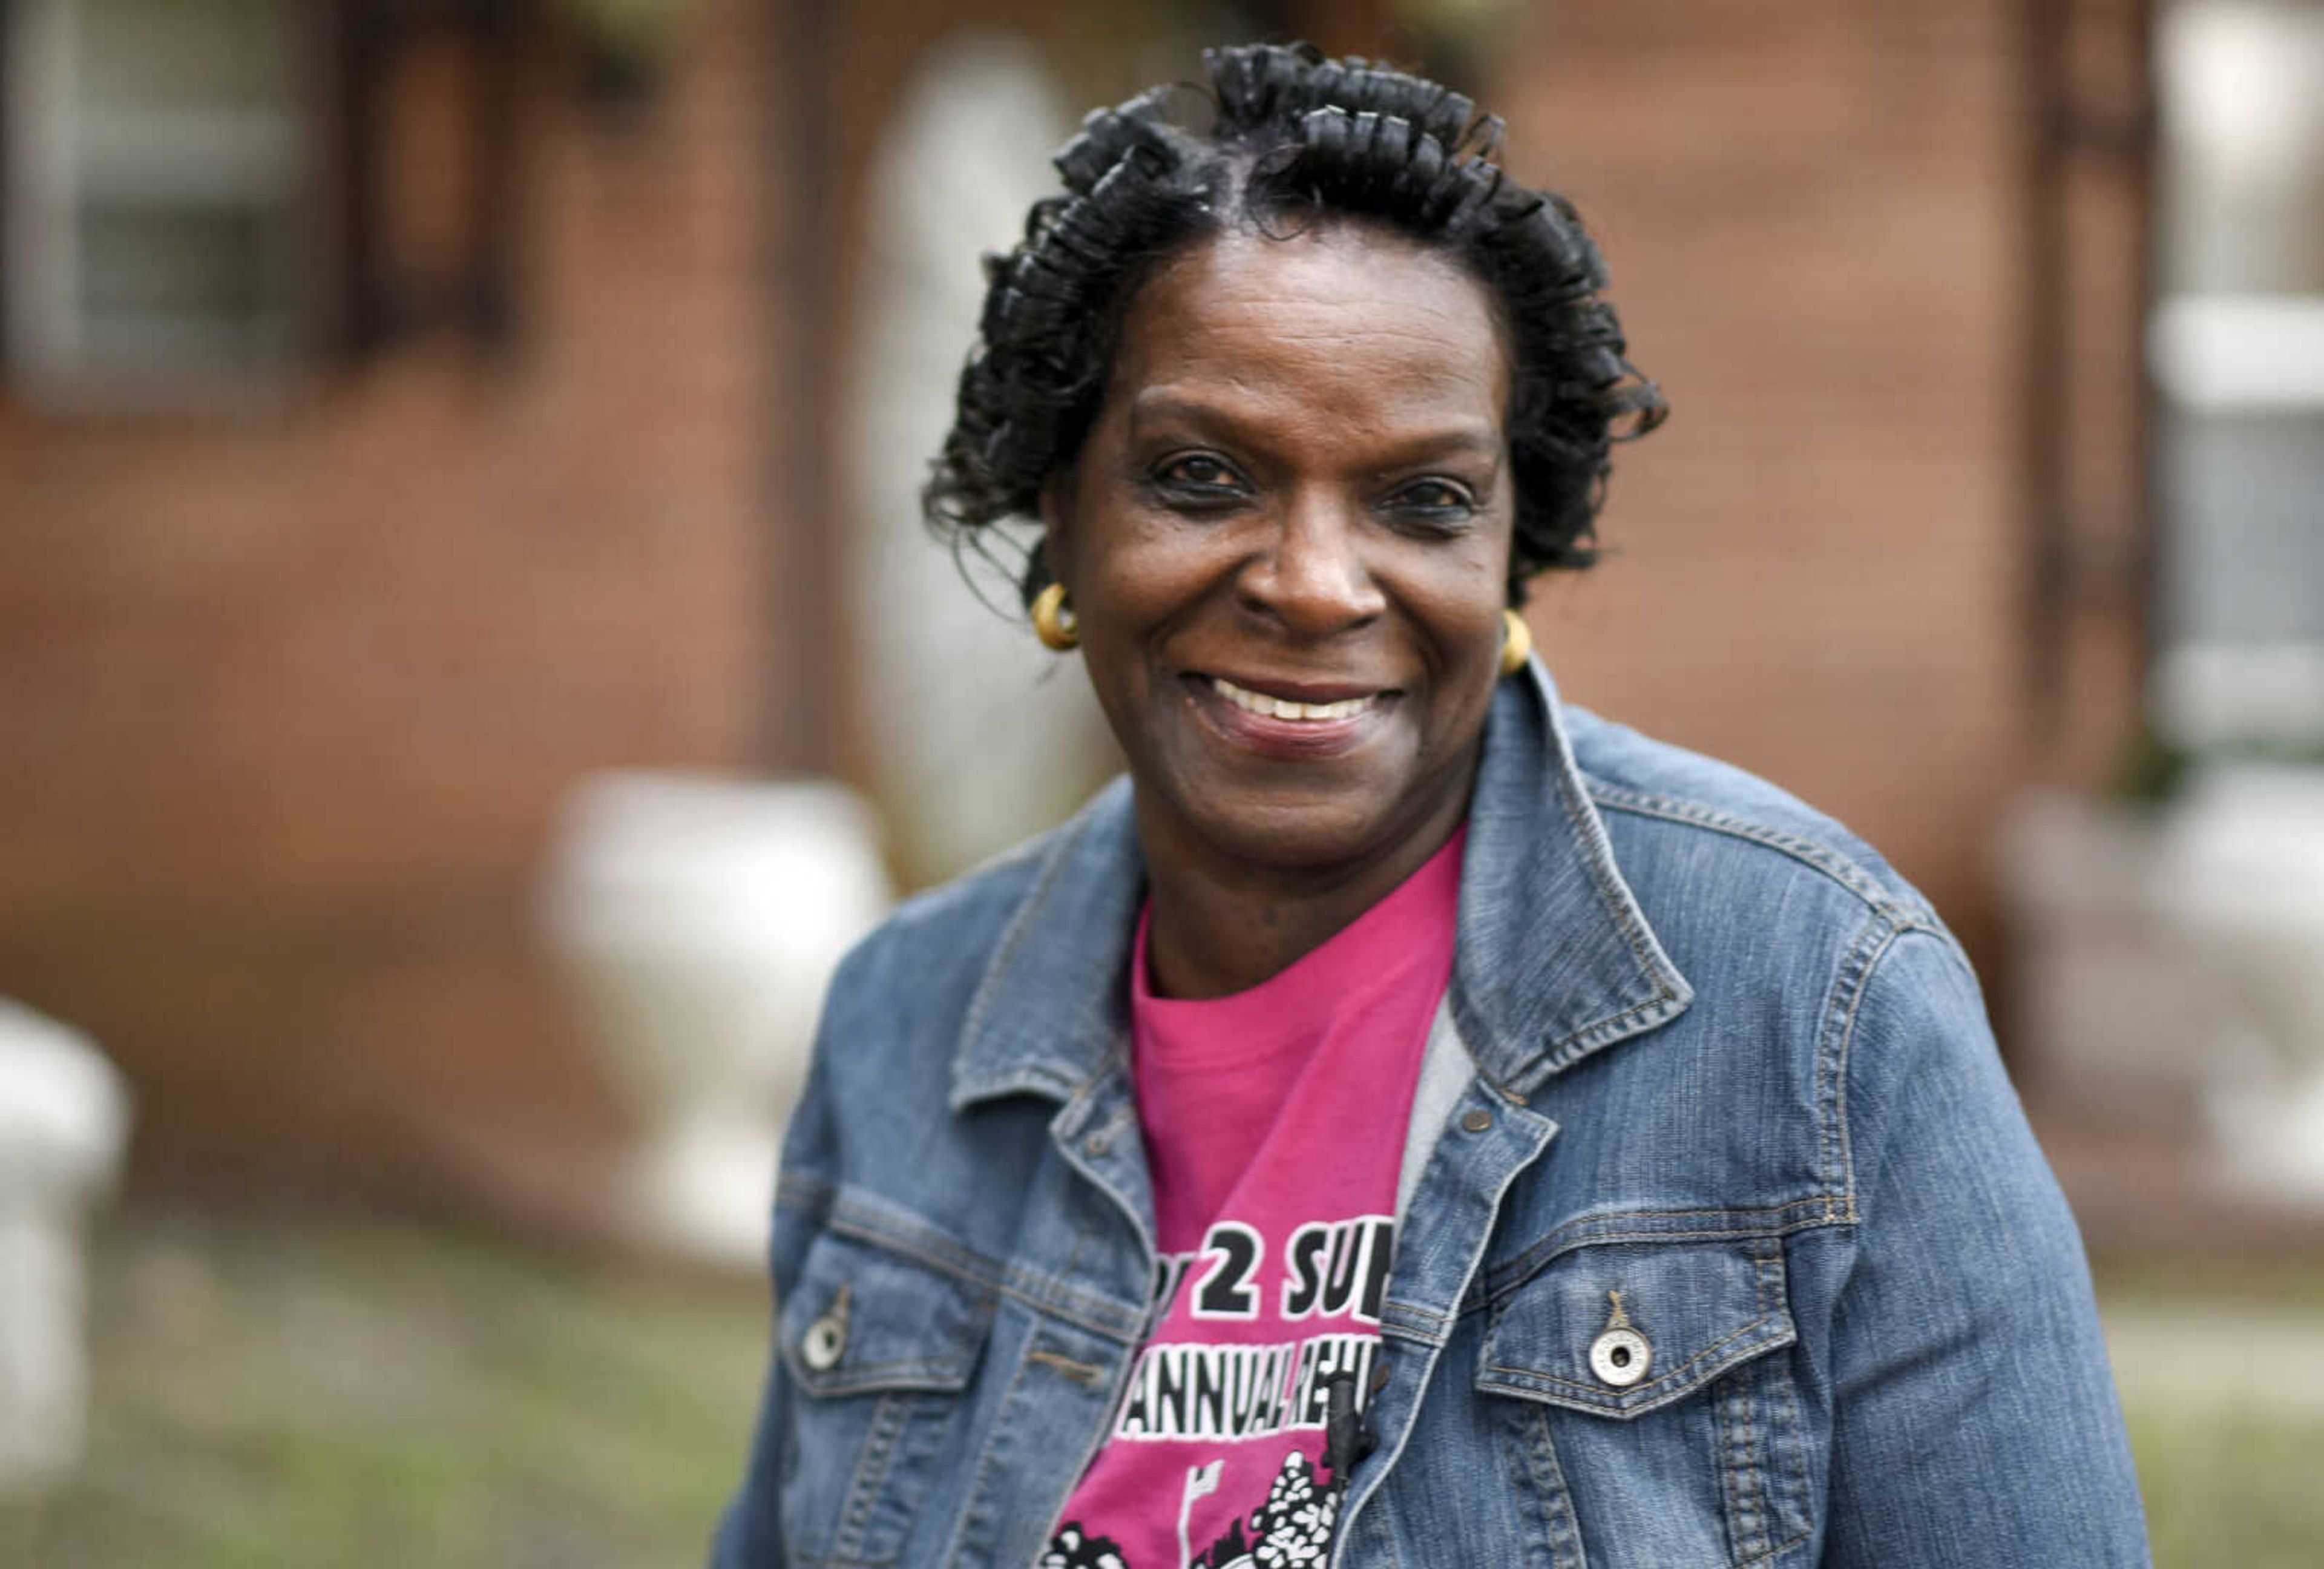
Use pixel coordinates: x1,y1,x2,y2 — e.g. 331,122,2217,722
1238,493,1387,636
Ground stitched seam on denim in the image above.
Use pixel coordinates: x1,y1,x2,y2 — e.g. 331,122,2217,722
1753,1237,1781,1315
1046,1076,1161,1340
1006,1266,1139,1341
1738,1529,1812,1567
1554,752,1674,984
1584,784,1918,915
1025,1347,1105,1387
1475,1203,1839,1303
1719,1356,1766,1564
1756,1245,1813,1555
825,1203,1144,1343
1523,1401,1587,1569
831,1389,907,1564
1520,759,1690,1079
1377,1102,1561,1346
1347,1097,1554,1541
1336,1317,1453,1541
841,1404,901,1562
1820,916,1911,1222
1379,1304,1451,1345
940,1331,1044,1568
1840,929,1986,1250
959,1061,1086,1103
1038,1326,1144,1559
1468,1227,1813,1319
1529,987,1690,1086
1480,1309,1782,1401
957,809,1078,1045
951,806,1097,1097
951,1247,1138,1344
1726,1251,1784,1563
825,1207,1005,1292
802,1356,974,1394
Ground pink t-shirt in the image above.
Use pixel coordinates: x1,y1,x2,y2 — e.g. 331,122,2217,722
1045,829,1463,1569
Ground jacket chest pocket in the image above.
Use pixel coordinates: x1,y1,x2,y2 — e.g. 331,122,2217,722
776,1228,996,1568
1475,1236,1811,1569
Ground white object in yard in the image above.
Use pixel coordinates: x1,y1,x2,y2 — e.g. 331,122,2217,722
544,774,894,1268
0,999,131,1490
1999,792,2244,1114
2159,765,2324,1200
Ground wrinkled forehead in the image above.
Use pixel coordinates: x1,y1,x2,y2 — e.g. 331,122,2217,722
1101,222,1515,438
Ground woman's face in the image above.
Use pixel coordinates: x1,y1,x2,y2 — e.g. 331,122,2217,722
1044,222,1516,875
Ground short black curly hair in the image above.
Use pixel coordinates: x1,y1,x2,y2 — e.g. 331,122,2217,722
924,42,1664,611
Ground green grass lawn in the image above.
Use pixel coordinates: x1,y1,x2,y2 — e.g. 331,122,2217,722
2096,1258,2324,1567
0,1210,771,1569
2129,1404,2324,1567
2,1213,2318,1565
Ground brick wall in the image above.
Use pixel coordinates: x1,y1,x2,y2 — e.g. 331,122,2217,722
835,1,2137,965
1485,0,2087,962
0,0,782,1205
0,1,2147,1204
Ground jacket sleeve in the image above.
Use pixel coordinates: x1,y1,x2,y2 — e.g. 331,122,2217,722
709,992,843,1568
1819,927,2150,1567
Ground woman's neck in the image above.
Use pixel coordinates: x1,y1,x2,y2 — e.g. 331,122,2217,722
1135,790,1469,1001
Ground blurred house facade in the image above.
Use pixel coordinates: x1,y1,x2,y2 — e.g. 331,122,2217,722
1,0,798,1210
0,0,2224,1217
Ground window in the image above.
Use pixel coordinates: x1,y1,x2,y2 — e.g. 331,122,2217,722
2149,0,2324,748
4,0,325,403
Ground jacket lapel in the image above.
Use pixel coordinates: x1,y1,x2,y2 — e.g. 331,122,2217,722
948,776,1144,1113
1451,661,1694,1097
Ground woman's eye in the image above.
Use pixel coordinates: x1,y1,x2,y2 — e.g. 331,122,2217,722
1391,479,1478,518
1157,454,1238,489
1149,454,1249,512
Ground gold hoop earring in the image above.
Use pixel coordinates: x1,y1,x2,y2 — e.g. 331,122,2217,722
1031,582,1079,651
1499,608,1532,678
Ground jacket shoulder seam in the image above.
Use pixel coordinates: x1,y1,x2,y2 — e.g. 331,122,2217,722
1817,914,1968,1215
1583,780,1931,920
1830,924,1989,1217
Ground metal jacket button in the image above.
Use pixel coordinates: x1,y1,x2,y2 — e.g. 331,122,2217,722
1589,1290,1651,1388
1589,1326,1652,1387
801,1284,850,1372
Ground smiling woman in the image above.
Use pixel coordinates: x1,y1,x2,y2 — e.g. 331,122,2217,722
1051,226,1514,996
713,42,2152,1569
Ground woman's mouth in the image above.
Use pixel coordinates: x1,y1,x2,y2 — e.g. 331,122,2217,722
1190,673,1391,761
1209,676,1379,723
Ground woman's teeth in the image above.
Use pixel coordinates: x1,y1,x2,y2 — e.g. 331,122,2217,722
1211,677,1376,722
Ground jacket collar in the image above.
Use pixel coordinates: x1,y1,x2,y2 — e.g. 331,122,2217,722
949,659,1692,1111
1451,659,1693,1094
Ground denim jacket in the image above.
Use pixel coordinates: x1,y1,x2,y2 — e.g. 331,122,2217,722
714,663,2149,1568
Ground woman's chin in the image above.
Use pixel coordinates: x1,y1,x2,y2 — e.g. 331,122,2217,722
1123,708,1479,880
1143,780,1438,879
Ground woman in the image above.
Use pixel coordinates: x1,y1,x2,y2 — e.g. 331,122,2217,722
717,44,2148,1568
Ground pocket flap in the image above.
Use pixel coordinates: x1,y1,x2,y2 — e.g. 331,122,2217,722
1475,1237,1794,1419
779,1228,996,1398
